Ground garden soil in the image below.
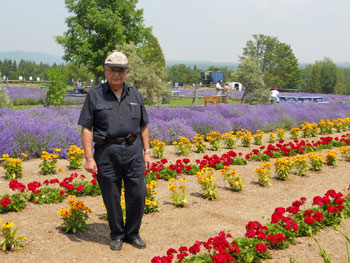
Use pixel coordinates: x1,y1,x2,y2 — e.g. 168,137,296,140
1,132,350,263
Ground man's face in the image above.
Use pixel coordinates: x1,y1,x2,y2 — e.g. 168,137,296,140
104,66,129,89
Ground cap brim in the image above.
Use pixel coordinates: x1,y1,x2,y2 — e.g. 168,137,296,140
105,63,129,69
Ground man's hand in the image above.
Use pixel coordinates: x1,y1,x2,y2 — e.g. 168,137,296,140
84,158,98,174
144,153,152,171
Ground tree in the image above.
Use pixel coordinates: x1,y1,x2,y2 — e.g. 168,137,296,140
65,62,94,85
116,43,169,104
241,34,301,90
319,58,337,94
56,0,151,84
46,67,68,106
236,57,268,104
165,64,199,85
304,63,322,93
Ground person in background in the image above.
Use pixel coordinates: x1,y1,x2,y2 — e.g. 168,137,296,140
76,78,82,90
216,80,223,96
78,51,151,251
223,82,230,103
270,88,280,104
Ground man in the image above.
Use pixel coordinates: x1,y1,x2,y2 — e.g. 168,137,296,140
78,51,151,251
215,80,223,96
270,88,280,104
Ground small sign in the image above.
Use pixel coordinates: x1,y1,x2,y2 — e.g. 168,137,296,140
91,79,93,83
2,76,6,80
37,77,40,81
19,76,23,80
29,76,32,81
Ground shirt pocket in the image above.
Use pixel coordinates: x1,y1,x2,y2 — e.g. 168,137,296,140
94,103,112,129
128,103,141,119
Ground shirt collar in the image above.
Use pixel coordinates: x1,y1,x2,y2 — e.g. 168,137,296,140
103,82,130,99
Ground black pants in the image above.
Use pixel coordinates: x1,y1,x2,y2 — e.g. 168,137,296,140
94,137,146,241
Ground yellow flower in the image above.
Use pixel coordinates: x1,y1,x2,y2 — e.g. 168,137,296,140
21,153,28,158
58,167,63,172
53,148,61,152
67,195,76,199
19,236,27,241
2,153,9,158
101,203,105,207
0,218,2,224
145,199,152,206
1,221,14,229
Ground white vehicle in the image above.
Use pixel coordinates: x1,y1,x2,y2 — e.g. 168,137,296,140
229,82,244,91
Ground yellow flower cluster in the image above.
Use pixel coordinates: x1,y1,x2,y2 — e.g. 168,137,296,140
1,221,14,230
192,134,206,153
41,151,59,160
1,154,23,179
339,146,350,161
58,196,92,219
275,128,285,140
255,162,272,187
289,128,300,139
253,130,264,145
220,166,244,191
145,180,159,210
274,157,293,180
68,145,84,169
319,119,334,134
172,136,192,156
268,132,276,143
206,131,221,151
292,154,309,176
150,140,166,158
301,122,318,137
308,152,324,171
237,129,252,147
325,150,338,166
196,167,218,200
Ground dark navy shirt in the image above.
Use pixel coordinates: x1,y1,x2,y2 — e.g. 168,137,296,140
78,82,149,138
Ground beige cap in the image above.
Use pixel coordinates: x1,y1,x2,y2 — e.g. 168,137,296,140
105,51,129,68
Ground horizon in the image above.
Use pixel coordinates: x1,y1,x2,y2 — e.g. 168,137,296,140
1,50,350,66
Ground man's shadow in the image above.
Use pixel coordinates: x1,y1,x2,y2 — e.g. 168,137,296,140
56,215,110,246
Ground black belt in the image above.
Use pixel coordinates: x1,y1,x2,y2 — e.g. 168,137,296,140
93,134,138,145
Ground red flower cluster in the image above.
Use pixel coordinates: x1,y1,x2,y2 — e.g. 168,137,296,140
27,181,42,194
9,180,26,192
0,197,11,207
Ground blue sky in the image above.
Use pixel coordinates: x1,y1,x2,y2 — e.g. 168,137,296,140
1,0,349,63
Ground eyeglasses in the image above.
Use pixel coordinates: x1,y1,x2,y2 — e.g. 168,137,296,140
105,69,128,75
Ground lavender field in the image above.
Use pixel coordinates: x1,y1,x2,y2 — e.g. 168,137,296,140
1,101,350,159
177,89,350,103
6,86,85,105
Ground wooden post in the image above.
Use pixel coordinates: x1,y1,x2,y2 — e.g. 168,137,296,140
192,87,198,106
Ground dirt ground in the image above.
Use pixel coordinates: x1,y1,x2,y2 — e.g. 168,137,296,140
1,132,350,263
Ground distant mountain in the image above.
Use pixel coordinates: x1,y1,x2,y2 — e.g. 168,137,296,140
0,51,64,65
166,59,239,70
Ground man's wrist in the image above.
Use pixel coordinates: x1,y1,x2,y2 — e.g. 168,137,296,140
143,149,151,154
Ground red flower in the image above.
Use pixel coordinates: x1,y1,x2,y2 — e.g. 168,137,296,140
1,197,11,207
327,206,339,214
292,200,302,207
182,158,190,164
76,185,85,191
166,248,177,255
255,243,268,253
304,216,314,225
60,190,65,196
91,179,97,185
161,159,168,164
313,212,324,222
186,165,192,171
